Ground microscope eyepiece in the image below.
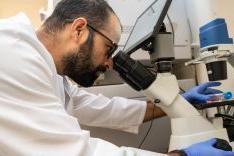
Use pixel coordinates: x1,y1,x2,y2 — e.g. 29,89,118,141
113,52,156,91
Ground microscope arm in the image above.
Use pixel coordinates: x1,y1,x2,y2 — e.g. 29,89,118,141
113,51,200,118
143,73,200,118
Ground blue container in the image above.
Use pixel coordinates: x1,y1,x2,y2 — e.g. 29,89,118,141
199,18,233,48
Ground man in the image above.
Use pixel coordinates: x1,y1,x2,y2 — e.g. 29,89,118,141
0,0,233,155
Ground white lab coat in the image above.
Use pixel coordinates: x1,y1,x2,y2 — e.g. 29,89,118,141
0,13,166,156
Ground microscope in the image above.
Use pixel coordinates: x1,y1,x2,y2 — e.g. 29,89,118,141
113,0,233,151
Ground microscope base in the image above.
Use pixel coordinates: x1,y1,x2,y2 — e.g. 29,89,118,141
169,116,231,151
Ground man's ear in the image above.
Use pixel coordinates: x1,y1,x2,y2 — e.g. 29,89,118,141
70,17,88,38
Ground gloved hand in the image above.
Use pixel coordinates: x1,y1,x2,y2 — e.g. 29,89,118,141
182,82,222,104
183,138,234,156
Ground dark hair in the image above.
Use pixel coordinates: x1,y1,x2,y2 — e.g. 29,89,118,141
43,0,115,33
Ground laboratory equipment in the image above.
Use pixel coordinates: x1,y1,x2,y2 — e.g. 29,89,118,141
113,0,233,151
186,18,234,81
207,92,233,102
185,18,234,143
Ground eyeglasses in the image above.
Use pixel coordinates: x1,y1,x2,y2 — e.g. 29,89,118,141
64,19,118,58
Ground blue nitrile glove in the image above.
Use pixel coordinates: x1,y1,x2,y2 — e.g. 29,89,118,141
182,82,222,104
183,138,234,156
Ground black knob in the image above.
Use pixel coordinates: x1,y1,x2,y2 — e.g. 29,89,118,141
213,138,232,151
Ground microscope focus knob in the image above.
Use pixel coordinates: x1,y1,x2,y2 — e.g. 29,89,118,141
213,138,232,151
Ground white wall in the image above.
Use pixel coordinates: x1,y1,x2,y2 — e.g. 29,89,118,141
212,0,234,38
0,0,47,27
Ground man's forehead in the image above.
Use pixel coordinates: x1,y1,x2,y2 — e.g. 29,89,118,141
109,24,122,44
103,14,122,44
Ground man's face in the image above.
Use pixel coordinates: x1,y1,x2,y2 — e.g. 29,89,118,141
62,14,121,87
63,30,106,87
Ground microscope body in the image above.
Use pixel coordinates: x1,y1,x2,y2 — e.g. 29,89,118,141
144,32,230,151
113,29,230,151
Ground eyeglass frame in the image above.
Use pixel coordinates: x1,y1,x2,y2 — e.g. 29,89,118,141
64,19,118,58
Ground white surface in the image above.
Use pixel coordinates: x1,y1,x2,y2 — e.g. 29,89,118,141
166,0,192,59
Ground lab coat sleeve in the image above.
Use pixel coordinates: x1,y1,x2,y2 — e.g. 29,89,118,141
65,79,147,134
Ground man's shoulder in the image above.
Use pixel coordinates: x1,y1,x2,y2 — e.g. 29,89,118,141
0,13,56,76
0,13,60,96
0,13,33,34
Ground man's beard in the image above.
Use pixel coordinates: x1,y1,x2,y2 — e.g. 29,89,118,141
62,31,106,87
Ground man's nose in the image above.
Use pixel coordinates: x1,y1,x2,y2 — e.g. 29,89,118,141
104,58,113,70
